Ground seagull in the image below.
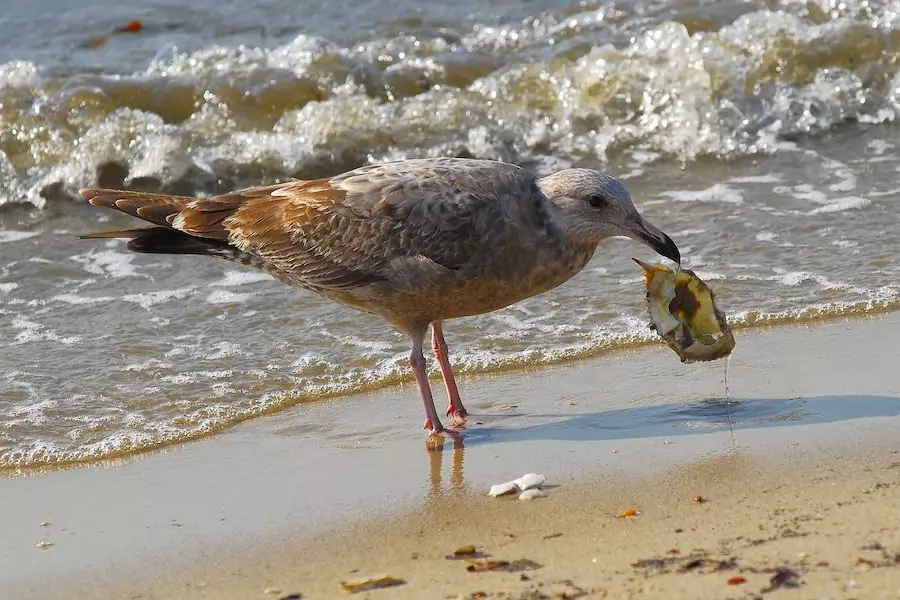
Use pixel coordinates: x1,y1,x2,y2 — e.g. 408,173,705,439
80,158,680,437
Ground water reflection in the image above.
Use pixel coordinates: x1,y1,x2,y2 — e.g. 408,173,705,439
426,436,465,500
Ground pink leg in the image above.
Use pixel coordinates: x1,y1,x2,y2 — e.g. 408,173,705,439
432,322,468,426
410,335,459,438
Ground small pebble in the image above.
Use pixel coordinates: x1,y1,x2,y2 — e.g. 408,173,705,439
518,489,545,501
40,521,51,527
264,587,281,595
35,541,53,549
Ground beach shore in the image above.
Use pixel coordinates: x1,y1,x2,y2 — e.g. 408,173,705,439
4,312,900,599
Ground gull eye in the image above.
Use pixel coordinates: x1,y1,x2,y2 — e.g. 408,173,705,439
588,194,606,208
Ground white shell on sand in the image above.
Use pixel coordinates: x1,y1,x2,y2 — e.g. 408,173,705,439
512,473,546,491
518,489,545,501
488,473,548,497
488,481,519,497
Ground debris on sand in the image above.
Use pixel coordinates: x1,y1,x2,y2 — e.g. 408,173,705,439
339,574,405,594
762,568,801,593
489,473,547,497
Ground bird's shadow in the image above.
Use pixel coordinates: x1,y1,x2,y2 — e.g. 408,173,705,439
451,394,900,446
423,394,900,499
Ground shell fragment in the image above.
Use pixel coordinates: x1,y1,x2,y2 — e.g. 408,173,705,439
512,473,546,491
489,473,547,498
488,481,519,497
633,259,735,363
518,489,546,501
339,575,405,593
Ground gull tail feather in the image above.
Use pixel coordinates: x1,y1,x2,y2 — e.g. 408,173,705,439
78,187,290,282
79,227,164,240
79,225,235,256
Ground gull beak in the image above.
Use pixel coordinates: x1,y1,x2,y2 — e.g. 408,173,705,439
627,218,681,266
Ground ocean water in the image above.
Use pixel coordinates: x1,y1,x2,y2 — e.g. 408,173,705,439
2,0,899,469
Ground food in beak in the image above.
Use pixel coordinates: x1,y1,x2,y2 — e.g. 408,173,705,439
632,259,735,363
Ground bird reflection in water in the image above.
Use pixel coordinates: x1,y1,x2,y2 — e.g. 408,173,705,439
426,436,465,501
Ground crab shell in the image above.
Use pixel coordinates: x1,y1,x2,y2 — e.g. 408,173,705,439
632,258,735,363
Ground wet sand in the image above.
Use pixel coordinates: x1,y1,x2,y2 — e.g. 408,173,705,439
4,312,900,599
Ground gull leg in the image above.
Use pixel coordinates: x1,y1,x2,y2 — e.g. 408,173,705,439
432,322,468,426
410,334,459,438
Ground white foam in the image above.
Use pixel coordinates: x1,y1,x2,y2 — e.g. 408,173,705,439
122,287,195,309
0,231,39,243
192,370,235,379
124,359,174,372
206,290,253,304
71,249,141,278
48,293,115,305
829,175,857,193
772,272,814,287
321,333,396,353
728,174,782,184
210,382,235,396
159,370,236,387
662,184,743,204
211,270,273,287
11,316,80,345
4,397,57,422
1,439,63,467
0,60,38,88
491,312,580,334
205,341,249,360
869,187,900,197
807,196,871,215
0,282,17,293
688,270,726,281
291,353,334,369
163,346,187,358
756,232,778,242
767,270,865,294
866,139,892,155
790,183,829,204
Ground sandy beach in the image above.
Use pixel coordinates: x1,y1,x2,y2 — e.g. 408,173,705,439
3,312,900,599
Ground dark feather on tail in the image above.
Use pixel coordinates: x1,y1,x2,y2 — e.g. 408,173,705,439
78,187,292,282
127,228,229,255
78,188,244,260
79,225,240,257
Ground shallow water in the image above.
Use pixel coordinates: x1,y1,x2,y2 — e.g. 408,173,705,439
2,0,900,469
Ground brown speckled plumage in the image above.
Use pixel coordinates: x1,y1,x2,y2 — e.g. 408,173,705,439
80,158,680,437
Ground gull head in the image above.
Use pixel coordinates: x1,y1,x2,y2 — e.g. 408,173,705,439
538,168,680,265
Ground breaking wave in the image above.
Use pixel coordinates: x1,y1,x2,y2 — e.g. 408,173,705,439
3,0,900,209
